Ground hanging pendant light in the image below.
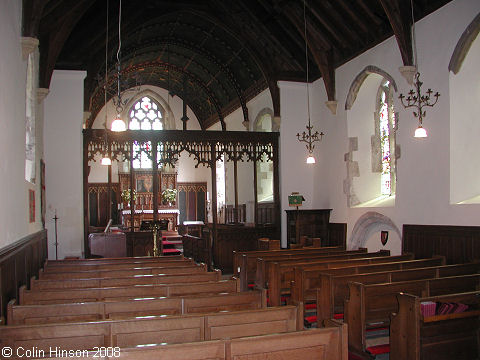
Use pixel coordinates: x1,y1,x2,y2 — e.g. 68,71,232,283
111,0,127,132
296,0,324,164
101,0,112,166
399,0,440,138
101,0,112,165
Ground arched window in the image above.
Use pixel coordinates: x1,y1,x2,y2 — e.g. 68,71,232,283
377,80,396,196
129,96,164,169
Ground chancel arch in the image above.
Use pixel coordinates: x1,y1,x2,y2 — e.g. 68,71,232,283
344,68,398,208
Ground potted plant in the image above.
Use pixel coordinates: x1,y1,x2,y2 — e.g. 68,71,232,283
121,188,137,205
161,188,177,206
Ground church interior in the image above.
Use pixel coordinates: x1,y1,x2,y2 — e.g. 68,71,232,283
1,0,480,359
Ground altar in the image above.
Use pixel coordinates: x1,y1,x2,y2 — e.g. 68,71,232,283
122,209,179,231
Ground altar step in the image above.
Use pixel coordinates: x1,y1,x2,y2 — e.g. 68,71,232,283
162,233,183,255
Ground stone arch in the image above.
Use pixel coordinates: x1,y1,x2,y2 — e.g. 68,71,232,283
345,66,398,111
449,12,480,74
253,107,274,132
122,89,176,130
349,211,401,249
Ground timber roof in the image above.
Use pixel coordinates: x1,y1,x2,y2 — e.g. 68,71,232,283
23,0,452,129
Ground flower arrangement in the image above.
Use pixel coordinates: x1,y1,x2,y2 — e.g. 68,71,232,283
161,188,177,204
121,188,137,203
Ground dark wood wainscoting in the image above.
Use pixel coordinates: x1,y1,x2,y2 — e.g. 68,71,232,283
403,224,480,264
328,223,347,249
208,224,276,273
0,230,47,322
125,231,153,257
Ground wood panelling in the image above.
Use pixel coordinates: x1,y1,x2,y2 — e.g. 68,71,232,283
0,230,47,322
126,231,153,257
403,224,480,264
328,223,347,249
285,209,332,248
209,224,276,273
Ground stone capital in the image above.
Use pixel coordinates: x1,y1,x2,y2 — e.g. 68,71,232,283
325,100,338,115
399,66,417,85
36,88,49,104
21,37,39,60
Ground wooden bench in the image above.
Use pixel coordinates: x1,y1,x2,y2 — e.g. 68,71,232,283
44,254,187,267
390,291,480,360
30,270,222,290
234,246,350,290
0,306,303,358
314,261,479,325
20,279,240,305
42,258,197,273
38,263,207,280
267,253,415,306
8,290,267,325
182,234,211,267
344,274,480,356
292,256,446,307
30,323,347,360
255,250,390,290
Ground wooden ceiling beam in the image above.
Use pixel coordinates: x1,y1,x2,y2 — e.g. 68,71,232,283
357,0,383,26
282,2,333,50
281,2,336,102
22,0,49,37
306,1,354,47
315,0,364,46
335,0,370,34
379,0,414,66
39,0,96,89
237,0,304,70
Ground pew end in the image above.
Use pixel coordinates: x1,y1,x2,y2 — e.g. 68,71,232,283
6,299,16,325
18,285,27,305
323,318,349,360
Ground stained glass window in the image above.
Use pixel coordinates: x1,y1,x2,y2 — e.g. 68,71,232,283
129,96,163,169
25,51,36,183
379,81,393,195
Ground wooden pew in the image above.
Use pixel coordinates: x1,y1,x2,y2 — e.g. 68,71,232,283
344,274,480,356
32,323,347,360
44,255,187,267
234,246,352,290
390,291,480,360
8,290,267,325
42,258,197,273
38,263,207,280
20,279,239,305
310,260,477,323
30,270,222,290
267,253,414,306
0,306,302,358
256,250,390,291
292,256,446,306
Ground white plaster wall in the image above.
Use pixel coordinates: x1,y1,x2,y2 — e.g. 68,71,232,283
291,0,480,253
0,0,44,248
223,89,273,131
278,81,317,247
44,70,86,259
450,34,480,203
